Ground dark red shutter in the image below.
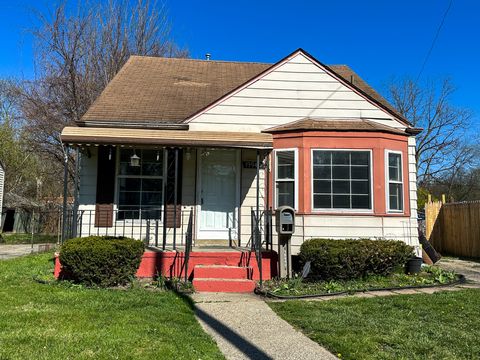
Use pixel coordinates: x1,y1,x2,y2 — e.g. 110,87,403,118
164,149,183,228
95,147,116,227
165,204,182,228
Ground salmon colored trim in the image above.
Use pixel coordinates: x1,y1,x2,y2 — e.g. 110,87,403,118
269,131,411,217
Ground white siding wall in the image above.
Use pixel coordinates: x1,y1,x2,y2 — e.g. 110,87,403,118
189,53,406,132
408,136,419,254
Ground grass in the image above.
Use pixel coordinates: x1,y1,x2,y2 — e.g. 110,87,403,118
270,289,480,359
0,253,224,360
263,266,459,296
0,233,58,244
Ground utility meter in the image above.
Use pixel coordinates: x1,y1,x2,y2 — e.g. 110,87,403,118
276,206,295,235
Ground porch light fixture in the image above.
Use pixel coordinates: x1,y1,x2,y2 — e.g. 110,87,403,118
130,150,140,167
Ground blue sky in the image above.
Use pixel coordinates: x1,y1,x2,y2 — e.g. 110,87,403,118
0,0,479,124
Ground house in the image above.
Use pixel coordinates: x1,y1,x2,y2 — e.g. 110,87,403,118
59,49,420,291
1,192,41,234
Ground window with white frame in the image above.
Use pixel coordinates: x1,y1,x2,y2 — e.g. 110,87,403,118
312,150,371,210
117,149,164,220
275,150,296,209
387,151,403,212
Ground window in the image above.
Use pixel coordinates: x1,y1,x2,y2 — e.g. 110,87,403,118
117,149,164,220
387,151,403,212
275,150,296,209
312,150,371,210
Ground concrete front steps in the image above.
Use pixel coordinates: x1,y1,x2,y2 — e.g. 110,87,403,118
193,265,256,293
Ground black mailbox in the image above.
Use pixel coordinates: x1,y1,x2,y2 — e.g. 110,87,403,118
276,206,295,235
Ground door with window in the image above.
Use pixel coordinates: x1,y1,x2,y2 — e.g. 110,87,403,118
197,149,239,240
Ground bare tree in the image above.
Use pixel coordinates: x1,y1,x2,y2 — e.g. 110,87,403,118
387,78,475,189
0,80,40,197
18,0,187,178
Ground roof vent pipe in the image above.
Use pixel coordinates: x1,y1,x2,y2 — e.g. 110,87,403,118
205,53,211,61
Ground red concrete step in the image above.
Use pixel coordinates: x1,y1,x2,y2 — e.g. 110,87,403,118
194,265,252,280
193,278,256,293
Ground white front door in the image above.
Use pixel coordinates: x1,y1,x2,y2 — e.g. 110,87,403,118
197,149,239,240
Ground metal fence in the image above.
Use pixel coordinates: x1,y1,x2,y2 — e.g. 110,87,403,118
0,209,63,244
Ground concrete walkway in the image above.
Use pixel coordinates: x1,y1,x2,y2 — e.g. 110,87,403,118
438,258,480,283
192,292,336,360
0,243,55,260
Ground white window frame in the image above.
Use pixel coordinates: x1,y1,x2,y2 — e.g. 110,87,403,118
114,148,167,222
385,150,404,213
274,148,298,211
311,148,374,213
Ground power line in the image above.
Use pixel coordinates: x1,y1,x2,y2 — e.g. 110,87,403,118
416,0,453,82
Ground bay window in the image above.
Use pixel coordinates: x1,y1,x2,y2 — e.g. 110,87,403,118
312,150,372,210
386,151,403,212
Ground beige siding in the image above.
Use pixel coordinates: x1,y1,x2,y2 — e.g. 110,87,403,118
189,53,406,132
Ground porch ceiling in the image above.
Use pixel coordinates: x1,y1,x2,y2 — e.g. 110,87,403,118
61,126,273,149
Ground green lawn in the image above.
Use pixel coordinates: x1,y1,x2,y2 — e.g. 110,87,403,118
262,266,458,297
0,253,224,360
270,289,480,359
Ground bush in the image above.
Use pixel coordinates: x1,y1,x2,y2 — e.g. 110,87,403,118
299,238,414,280
59,236,145,287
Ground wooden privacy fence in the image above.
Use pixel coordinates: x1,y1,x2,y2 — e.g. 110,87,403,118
426,199,480,258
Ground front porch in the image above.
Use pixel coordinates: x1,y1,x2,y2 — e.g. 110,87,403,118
61,126,274,248
60,126,277,290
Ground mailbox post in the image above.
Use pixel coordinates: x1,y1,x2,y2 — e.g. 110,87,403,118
275,206,295,278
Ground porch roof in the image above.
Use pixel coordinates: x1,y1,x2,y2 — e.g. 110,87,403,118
61,126,273,149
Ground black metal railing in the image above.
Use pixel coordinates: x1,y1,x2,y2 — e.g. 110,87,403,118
183,208,194,282
250,207,273,287
59,207,193,248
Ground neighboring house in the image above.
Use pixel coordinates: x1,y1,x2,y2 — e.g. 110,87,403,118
0,160,4,230
60,49,420,288
1,192,40,233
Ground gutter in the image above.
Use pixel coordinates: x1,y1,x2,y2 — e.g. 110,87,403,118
406,127,423,135
76,120,189,130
